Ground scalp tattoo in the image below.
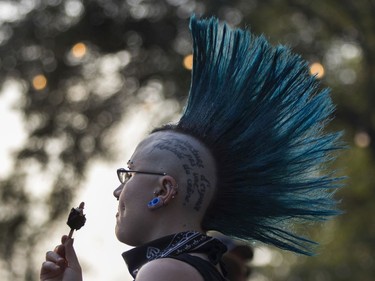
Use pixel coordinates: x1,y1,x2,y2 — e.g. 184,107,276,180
194,175,211,211
154,138,204,168
153,137,210,211
183,164,191,175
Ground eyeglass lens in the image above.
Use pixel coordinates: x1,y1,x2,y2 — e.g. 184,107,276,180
118,170,131,183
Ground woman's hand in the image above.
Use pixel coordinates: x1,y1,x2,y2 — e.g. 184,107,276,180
40,235,82,281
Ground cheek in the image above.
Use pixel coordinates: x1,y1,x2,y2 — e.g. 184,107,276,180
119,180,136,200
121,180,150,206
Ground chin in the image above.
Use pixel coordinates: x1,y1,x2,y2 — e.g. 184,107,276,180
115,227,141,246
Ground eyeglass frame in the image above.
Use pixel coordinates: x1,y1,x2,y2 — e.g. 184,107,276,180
117,168,167,184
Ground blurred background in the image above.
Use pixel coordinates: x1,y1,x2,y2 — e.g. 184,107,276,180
0,0,374,280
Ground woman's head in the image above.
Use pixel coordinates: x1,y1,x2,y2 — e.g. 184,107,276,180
113,130,217,246
116,15,343,255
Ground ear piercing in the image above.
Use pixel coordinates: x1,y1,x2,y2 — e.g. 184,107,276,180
149,185,178,209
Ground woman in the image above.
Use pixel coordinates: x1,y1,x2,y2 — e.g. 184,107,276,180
41,15,343,281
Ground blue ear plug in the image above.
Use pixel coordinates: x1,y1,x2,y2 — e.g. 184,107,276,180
148,197,163,210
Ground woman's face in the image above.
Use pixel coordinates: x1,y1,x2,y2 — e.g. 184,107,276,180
113,135,166,246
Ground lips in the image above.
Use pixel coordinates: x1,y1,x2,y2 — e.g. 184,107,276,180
116,203,125,217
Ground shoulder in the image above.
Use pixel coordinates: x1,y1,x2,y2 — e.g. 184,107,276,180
135,257,204,281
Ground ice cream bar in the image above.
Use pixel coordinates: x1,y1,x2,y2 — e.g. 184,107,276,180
67,202,86,238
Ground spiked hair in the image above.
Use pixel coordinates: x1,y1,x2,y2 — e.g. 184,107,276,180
154,16,343,255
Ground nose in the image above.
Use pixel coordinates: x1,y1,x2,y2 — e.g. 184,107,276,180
113,184,124,200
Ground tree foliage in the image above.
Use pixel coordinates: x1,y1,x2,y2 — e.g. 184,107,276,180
0,0,374,280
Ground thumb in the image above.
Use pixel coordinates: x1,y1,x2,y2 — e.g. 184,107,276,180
62,236,81,271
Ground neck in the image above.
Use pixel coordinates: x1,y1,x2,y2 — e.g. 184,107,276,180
142,216,205,244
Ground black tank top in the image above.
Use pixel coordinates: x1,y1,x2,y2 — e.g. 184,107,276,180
169,253,228,281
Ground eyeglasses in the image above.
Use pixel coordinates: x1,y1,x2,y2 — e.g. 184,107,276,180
117,168,167,184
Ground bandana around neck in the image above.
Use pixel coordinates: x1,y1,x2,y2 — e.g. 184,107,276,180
122,231,227,278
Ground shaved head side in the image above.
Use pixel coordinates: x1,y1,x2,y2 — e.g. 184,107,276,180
149,130,217,214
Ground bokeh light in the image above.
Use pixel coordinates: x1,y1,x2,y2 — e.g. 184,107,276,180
32,74,47,90
71,42,87,58
309,62,325,78
354,131,371,148
183,54,193,70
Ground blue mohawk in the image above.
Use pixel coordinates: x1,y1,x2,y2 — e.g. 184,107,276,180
157,16,343,255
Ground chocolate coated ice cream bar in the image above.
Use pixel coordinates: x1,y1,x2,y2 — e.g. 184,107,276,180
67,202,86,237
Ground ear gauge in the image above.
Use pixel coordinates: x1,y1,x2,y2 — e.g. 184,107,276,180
148,197,164,210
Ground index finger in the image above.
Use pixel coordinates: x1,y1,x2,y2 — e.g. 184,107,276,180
63,237,81,270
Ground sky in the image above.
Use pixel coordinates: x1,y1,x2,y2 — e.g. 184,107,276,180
0,80,27,178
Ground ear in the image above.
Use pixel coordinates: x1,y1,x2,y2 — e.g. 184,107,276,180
156,175,178,206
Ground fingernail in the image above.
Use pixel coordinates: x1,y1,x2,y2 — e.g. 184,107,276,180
64,237,73,245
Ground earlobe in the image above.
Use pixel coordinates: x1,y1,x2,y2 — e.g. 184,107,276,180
148,197,164,210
